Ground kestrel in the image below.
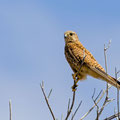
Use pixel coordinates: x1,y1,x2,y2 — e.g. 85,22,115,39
64,31,120,90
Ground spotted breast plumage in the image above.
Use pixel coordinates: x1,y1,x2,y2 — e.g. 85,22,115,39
64,31,120,89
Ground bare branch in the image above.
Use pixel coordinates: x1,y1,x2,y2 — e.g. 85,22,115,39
104,40,111,52
114,108,119,120
65,90,76,120
104,40,111,98
80,86,111,120
115,68,120,119
92,88,96,100
104,112,120,120
94,40,112,119
9,99,12,120
71,101,82,120
67,98,70,114
97,98,114,119
116,70,120,75
47,89,52,99
40,82,56,120
92,89,102,102
92,89,103,120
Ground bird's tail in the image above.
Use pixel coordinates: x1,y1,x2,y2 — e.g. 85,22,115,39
90,66,120,89
105,75,120,89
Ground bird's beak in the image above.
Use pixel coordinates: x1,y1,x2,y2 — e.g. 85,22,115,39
64,33,67,39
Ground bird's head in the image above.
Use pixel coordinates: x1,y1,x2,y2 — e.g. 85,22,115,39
64,31,79,44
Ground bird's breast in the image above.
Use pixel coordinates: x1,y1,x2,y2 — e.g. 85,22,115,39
65,45,83,73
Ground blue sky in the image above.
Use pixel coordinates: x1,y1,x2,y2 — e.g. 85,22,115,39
0,0,120,119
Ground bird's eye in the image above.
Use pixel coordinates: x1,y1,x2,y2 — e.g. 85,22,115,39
70,33,73,36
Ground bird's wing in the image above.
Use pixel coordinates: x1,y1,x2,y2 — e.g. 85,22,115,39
70,43,105,71
67,42,120,88
89,66,108,79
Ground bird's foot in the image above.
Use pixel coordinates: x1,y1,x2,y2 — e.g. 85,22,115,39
72,73,77,81
72,73,79,91
72,83,78,91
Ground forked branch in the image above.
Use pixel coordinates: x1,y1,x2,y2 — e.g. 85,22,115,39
80,86,112,120
65,89,76,120
40,82,56,120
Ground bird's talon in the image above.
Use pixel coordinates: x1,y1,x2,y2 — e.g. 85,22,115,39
72,74,75,80
72,73,77,80
72,88,76,92
72,84,78,91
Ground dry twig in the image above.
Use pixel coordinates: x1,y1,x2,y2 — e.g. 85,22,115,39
103,63,120,120
71,101,82,120
104,112,120,120
92,89,102,119
40,82,56,120
9,99,12,120
47,89,52,99
65,89,76,120
115,68,120,120
80,86,112,120
67,99,70,114
96,40,111,119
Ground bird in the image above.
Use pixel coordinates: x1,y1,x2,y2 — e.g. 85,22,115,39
64,30,120,90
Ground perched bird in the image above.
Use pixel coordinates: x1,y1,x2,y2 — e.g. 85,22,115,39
64,31,120,89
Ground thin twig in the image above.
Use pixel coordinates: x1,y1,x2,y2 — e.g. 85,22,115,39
114,108,119,120
71,101,82,120
80,86,111,120
92,89,102,102
65,90,76,120
104,112,120,120
97,98,114,119
67,98,70,114
115,68,120,120
104,40,111,51
92,89,103,120
40,82,56,120
104,40,111,97
47,89,52,99
92,88,96,100
95,41,111,119
9,99,12,120
104,42,110,99
116,70,120,75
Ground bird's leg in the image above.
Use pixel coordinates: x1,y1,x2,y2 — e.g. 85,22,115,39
72,73,79,91
72,73,77,80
